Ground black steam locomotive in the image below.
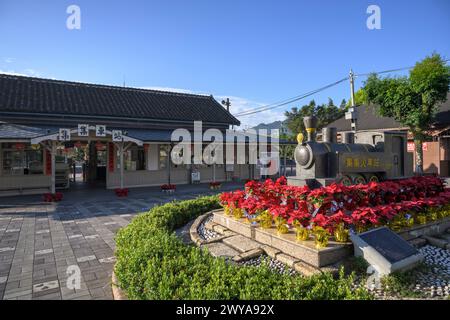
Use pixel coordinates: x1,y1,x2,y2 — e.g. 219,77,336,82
287,116,413,188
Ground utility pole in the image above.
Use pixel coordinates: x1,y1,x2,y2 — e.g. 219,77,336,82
345,69,358,133
222,98,233,129
221,98,231,112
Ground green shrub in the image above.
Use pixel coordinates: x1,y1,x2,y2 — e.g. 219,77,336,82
114,195,372,300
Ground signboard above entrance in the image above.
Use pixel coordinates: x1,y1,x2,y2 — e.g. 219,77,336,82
78,124,89,137
58,128,71,141
96,125,106,137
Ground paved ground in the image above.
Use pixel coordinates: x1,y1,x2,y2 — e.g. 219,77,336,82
0,182,243,300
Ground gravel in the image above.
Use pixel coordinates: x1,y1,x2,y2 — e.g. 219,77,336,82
414,245,450,298
238,255,297,276
197,215,221,240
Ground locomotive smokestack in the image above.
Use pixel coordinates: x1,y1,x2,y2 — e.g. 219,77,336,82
303,116,318,142
322,127,337,143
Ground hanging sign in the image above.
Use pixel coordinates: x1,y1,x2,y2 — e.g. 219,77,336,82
96,125,106,137
112,130,123,142
108,143,115,172
78,124,89,137
59,128,71,141
45,149,52,175
407,142,414,152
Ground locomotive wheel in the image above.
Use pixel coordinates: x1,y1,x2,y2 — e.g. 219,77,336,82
350,174,367,185
365,174,380,183
337,175,353,186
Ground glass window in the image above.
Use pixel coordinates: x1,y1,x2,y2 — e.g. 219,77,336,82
124,146,145,171
159,145,168,169
2,143,43,175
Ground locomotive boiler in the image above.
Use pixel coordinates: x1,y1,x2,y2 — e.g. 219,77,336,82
287,116,413,188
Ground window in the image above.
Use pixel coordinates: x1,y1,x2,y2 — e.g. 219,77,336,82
123,146,146,171
159,145,168,169
1,143,43,175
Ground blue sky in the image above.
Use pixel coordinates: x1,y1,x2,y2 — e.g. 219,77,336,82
1,0,449,128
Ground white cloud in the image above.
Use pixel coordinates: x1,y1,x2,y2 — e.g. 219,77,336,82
4,57,15,63
0,69,41,77
141,86,204,95
215,95,285,129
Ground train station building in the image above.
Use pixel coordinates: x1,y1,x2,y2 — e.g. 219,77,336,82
0,74,274,197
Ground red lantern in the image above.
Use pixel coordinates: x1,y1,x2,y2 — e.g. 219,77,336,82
15,143,25,150
144,144,149,152
95,141,104,151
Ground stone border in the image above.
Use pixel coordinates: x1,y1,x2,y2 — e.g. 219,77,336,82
111,270,128,300
191,210,340,276
212,211,352,268
189,209,237,246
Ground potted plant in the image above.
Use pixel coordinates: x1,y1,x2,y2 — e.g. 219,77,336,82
161,184,176,193
209,181,222,190
114,188,129,197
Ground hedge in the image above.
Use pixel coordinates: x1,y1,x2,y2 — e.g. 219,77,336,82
114,195,372,300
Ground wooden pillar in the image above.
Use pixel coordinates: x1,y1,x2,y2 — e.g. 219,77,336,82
119,142,124,189
51,141,56,194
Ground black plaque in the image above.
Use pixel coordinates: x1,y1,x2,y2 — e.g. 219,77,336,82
359,227,418,264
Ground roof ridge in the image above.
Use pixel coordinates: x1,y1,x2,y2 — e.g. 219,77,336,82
0,73,212,99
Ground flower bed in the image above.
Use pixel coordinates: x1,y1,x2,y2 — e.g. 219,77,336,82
43,192,63,202
114,196,371,299
161,184,176,193
220,176,450,246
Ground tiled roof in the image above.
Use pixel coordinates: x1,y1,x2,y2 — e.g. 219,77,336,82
327,93,450,132
0,74,240,125
0,123,52,139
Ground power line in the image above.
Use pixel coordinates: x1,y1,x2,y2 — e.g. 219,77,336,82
355,58,450,77
234,58,450,118
234,77,348,117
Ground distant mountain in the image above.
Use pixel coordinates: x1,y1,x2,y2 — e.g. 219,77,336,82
252,120,291,135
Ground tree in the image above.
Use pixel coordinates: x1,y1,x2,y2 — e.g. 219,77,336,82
346,88,368,107
284,99,345,137
364,53,450,173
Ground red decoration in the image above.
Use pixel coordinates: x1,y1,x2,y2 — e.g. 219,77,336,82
95,141,104,151
43,192,63,202
45,149,52,176
108,143,115,172
114,188,129,197
15,143,25,150
74,141,82,148
144,144,149,152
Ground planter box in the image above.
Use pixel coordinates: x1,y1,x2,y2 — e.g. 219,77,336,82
397,217,450,240
213,211,352,267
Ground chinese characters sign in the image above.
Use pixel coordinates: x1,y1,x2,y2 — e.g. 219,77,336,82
96,125,106,137
112,130,123,142
339,153,388,173
78,124,89,137
59,128,71,141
